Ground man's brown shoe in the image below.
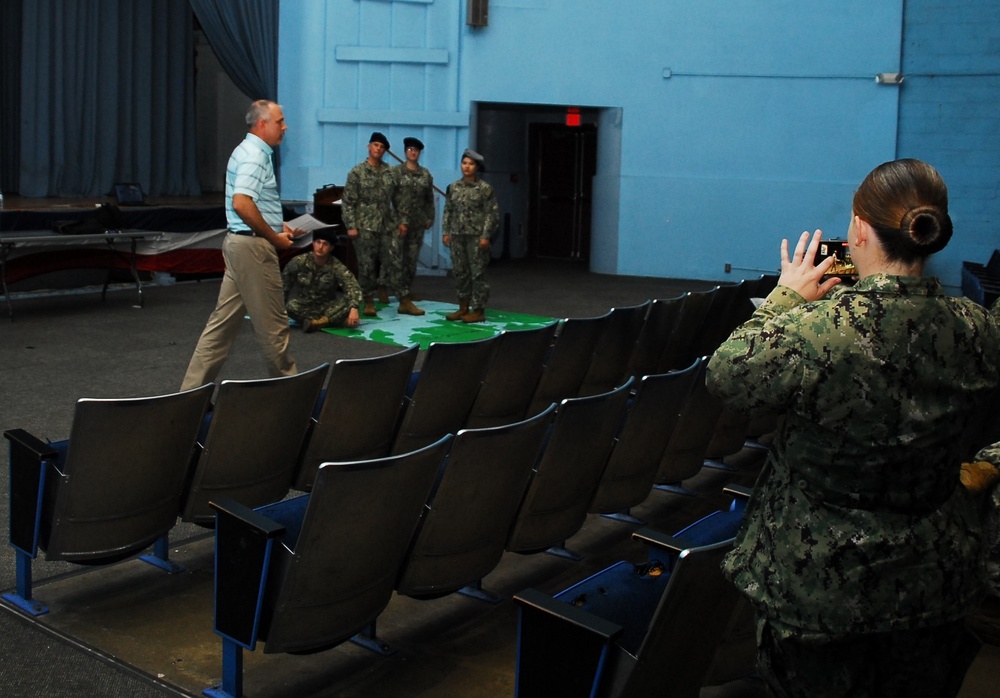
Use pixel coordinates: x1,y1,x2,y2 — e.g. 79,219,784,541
398,297,425,316
363,299,377,317
446,300,469,321
461,308,486,323
377,287,390,304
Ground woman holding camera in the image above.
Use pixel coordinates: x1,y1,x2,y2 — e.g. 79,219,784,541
707,159,1000,697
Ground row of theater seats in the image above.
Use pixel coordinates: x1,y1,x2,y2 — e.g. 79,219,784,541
205,393,764,698
297,272,776,494
2,273,777,696
2,362,334,619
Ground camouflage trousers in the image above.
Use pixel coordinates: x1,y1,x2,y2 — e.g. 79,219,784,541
354,228,405,298
398,226,425,293
449,235,490,309
756,616,979,698
286,295,354,328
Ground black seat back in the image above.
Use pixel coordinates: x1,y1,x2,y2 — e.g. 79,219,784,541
589,359,701,515
527,312,612,417
391,336,499,455
626,295,685,380
506,379,633,553
658,289,714,372
465,322,559,429
655,357,723,486
578,301,650,397
260,436,452,653
395,404,556,597
614,540,740,697
181,364,329,524
295,345,418,490
41,384,213,562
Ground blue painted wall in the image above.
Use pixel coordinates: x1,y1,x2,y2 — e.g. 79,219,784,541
897,0,1000,287
277,0,1000,291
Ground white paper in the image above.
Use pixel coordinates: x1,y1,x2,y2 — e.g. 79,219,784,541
286,213,338,234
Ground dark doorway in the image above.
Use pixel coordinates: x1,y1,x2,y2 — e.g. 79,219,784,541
529,123,597,261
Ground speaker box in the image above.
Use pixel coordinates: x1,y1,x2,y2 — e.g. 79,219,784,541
467,0,488,27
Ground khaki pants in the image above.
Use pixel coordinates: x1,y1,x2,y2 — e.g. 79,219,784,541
180,234,296,390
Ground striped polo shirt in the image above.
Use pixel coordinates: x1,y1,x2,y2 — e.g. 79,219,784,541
225,132,282,233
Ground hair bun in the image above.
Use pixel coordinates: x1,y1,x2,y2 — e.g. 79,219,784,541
899,205,952,255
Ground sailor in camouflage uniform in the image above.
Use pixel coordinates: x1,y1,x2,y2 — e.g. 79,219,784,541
441,149,499,323
707,159,1000,697
393,137,436,302
341,132,423,317
963,297,1000,628
966,440,1000,602
282,227,362,332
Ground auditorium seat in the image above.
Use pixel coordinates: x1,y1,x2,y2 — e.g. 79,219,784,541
625,294,685,381
204,435,453,698
506,379,632,558
704,276,772,461
654,357,724,495
526,311,612,417
717,278,758,343
391,335,499,455
657,288,715,372
394,404,556,602
692,282,743,357
465,322,558,429
589,358,702,524
578,301,650,397
729,276,760,325
180,363,329,525
2,383,213,616
513,487,751,698
294,344,418,490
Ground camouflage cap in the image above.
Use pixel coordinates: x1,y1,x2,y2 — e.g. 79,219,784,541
462,148,485,171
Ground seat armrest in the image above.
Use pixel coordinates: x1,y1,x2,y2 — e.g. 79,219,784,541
211,497,285,537
4,428,58,460
514,588,623,697
723,483,753,500
210,497,286,649
631,527,687,555
514,587,624,641
4,429,58,555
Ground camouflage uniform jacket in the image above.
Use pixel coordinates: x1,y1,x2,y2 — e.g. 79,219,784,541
282,252,363,312
974,294,1000,598
974,440,1000,597
341,160,397,233
442,178,499,239
393,163,435,228
707,274,1000,638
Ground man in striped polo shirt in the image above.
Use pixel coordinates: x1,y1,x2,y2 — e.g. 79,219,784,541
181,100,300,390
